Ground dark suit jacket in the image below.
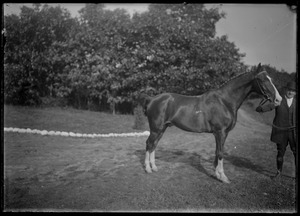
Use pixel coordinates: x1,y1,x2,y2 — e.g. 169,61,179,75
259,95,296,144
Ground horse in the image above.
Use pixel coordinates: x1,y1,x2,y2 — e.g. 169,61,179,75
138,63,282,184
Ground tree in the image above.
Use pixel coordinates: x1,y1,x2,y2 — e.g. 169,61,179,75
4,3,249,113
126,4,247,96
4,4,76,105
262,65,296,93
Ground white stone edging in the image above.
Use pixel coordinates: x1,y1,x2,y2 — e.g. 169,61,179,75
4,127,150,138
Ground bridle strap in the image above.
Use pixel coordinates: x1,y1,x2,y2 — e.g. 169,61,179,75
255,76,296,131
259,97,269,106
255,77,271,101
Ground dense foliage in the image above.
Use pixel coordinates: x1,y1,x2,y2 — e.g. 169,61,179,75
261,64,296,94
4,4,296,113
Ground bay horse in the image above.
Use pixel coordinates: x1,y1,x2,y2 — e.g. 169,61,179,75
138,63,282,183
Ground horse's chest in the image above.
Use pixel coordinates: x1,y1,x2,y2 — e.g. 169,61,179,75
209,106,235,130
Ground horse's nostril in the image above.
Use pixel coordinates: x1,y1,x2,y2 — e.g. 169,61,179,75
275,98,282,105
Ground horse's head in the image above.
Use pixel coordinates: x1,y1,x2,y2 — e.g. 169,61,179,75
253,63,282,106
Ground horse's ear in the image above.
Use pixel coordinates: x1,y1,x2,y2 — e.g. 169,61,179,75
257,63,261,71
254,63,262,74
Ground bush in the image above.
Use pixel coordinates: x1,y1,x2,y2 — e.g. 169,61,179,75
40,96,68,107
4,64,41,106
132,105,147,130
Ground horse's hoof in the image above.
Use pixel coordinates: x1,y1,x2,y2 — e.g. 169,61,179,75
151,165,158,172
145,169,152,173
222,178,231,184
215,171,230,183
145,166,152,173
215,172,221,180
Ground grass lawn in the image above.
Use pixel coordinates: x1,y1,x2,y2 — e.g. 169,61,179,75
4,105,149,134
3,101,296,212
3,98,273,133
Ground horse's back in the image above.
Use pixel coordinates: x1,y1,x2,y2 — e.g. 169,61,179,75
147,92,200,113
146,92,206,131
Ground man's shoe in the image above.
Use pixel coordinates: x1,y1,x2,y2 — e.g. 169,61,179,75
271,170,281,180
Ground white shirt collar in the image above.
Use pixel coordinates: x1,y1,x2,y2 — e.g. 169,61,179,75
285,96,293,107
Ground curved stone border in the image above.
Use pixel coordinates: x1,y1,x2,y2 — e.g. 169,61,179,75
4,127,150,138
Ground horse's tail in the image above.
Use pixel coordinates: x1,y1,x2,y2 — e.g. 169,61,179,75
137,93,152,115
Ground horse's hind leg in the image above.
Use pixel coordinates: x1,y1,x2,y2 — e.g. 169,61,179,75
145,128,166,173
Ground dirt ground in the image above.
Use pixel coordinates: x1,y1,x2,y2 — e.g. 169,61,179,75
3,107,297,212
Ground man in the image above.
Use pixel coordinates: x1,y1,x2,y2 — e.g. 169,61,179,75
256,81,297,179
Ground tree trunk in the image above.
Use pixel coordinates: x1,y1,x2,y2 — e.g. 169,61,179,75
110,101,116,115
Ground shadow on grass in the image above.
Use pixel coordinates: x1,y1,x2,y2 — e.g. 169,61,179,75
223,152,273,176
224,153,295,180
134,148,219,182
134,148,294,181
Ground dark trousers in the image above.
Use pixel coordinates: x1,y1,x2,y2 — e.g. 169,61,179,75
276,131,296,172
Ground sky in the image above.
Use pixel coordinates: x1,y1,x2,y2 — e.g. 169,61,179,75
3,3,297,73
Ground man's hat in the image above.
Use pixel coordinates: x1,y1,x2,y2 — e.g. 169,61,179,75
286,81,296,91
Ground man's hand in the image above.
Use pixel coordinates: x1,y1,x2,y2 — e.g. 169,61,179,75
255,106,263,113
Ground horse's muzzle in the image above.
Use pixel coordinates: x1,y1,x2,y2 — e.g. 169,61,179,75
274,98,282,106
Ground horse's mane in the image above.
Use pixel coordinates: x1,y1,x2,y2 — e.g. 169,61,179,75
217,70,252,89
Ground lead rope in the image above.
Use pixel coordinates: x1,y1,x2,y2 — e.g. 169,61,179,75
258,98,296,131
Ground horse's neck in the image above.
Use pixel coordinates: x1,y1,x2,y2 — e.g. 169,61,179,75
220,74,254,111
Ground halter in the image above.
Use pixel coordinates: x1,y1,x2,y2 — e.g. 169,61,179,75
255,77,271,106
256,78,296,131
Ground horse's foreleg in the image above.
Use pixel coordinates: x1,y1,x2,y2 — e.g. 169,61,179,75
215,158,230,184
214,130,230,184
150,150,158,172
144,150,152,173
144,150,158,172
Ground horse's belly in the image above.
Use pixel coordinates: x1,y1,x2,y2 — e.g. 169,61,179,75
171,112,211,133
